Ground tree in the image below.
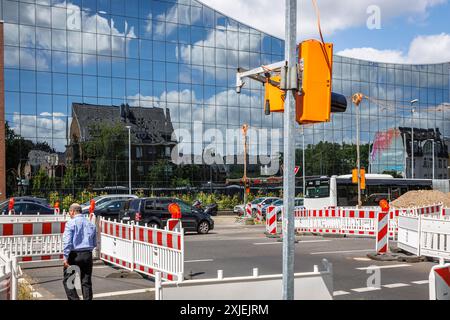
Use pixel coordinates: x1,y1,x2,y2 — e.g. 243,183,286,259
82,123,128,187
5,122,56,196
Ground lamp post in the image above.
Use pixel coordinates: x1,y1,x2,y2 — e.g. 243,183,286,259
410,99,419,179
125,126,132,195
427,138,435,180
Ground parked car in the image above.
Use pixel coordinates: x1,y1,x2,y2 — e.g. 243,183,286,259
0,200,54,215
119,198,215,234
249,197,280,217
81,194,138,211
235,197,280,217
233,204,245,215
82,199,129,220
265,198,304,221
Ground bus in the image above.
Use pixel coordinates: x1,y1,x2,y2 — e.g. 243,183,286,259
303,174,435,209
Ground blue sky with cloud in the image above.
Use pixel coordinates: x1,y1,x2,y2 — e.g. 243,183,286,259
201,0,450,63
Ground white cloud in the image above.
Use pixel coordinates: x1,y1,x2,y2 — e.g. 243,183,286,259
200,0,446,39
337,33,450,63
11,113,68,151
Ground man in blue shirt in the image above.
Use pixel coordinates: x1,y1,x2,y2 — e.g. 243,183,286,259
62,203,97,300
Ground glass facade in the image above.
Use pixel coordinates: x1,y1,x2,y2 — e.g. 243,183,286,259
1,0,450,195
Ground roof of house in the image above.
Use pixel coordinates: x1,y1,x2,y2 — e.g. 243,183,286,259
71,103,176,146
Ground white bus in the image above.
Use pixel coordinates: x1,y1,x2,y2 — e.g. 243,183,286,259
303,174,434,209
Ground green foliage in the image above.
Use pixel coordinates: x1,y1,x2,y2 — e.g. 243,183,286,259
31,169,55,197
61,194,75,211
82,122,128,187
48,191,60,207
78,190,98,205
296,142,371,177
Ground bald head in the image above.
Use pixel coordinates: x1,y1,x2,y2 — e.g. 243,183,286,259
69,203,82,217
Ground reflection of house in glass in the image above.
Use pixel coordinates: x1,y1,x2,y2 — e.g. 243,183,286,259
370,127,449,179
67,103,177,187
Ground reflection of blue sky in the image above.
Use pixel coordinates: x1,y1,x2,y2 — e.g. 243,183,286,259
2,0,449,158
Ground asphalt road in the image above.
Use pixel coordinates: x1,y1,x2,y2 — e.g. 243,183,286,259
23,216,436,300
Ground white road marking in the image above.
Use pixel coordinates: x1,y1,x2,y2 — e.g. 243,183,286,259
185,259,214,263
253,240,330,245
351,287,382,293
311,249,372,255
411,280,429,285
93,288,155,299
333,290,351,296
93,265,111,269
356,264,411,271
353,257,372,262
383,283,410,289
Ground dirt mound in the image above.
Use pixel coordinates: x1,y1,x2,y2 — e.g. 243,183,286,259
391,190,450,208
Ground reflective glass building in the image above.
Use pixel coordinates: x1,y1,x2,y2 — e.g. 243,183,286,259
1,0,449,196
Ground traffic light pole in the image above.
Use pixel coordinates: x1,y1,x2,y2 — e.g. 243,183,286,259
282,0,297,301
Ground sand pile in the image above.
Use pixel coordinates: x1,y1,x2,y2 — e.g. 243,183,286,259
391,190,450,208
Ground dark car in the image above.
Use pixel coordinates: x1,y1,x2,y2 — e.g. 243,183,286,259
0,201,54,215
82,199,128,220
119,198,215,234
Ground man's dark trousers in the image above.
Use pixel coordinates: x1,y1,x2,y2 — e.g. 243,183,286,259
63,250,93,300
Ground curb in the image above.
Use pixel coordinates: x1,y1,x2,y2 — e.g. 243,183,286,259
367,252,427,263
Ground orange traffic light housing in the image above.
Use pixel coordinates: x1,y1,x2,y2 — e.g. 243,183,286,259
296,40,333,124
264,75,285,114
352,168,366,190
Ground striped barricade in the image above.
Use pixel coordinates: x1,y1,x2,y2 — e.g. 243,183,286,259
308,208,341,234
266,206,277,235
256,204,263,222
294,208,310,233
442,208,450,217
245,203,252,218
0,221,66,263
340,209,376,237
0,248,18,300
416,204,442,216
99,219,134,271
99,218,184,282
134,224,184,282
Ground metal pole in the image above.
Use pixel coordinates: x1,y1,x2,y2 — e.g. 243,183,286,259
302,127,306,196
410,99,418,179
432,139,435,181
411,111,414,179
282,0,297,301
356,104,361,208
242,124,248,205
126,126,132,194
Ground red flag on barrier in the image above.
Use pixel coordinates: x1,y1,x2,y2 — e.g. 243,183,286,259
168,203,182,219
8,198,15,211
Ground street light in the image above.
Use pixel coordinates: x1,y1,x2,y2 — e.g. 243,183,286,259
125,125,132,195
426,138,435,181
410,99,419,179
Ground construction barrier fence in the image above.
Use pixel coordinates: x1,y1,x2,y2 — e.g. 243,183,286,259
100,218,184,282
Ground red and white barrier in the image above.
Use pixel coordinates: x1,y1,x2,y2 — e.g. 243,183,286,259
256,204,263,222
167,219,182,232
308,208,341,234
0,218,67,266
429,262,450,300
416,204,442,216
0,248,17,300
340,208,376,236
245,203,252,218
376,211,389,254
100,218,184,282
266,206,277,235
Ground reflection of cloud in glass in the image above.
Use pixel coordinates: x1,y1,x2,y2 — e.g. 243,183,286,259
11,112,68,152
5,2,136,70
